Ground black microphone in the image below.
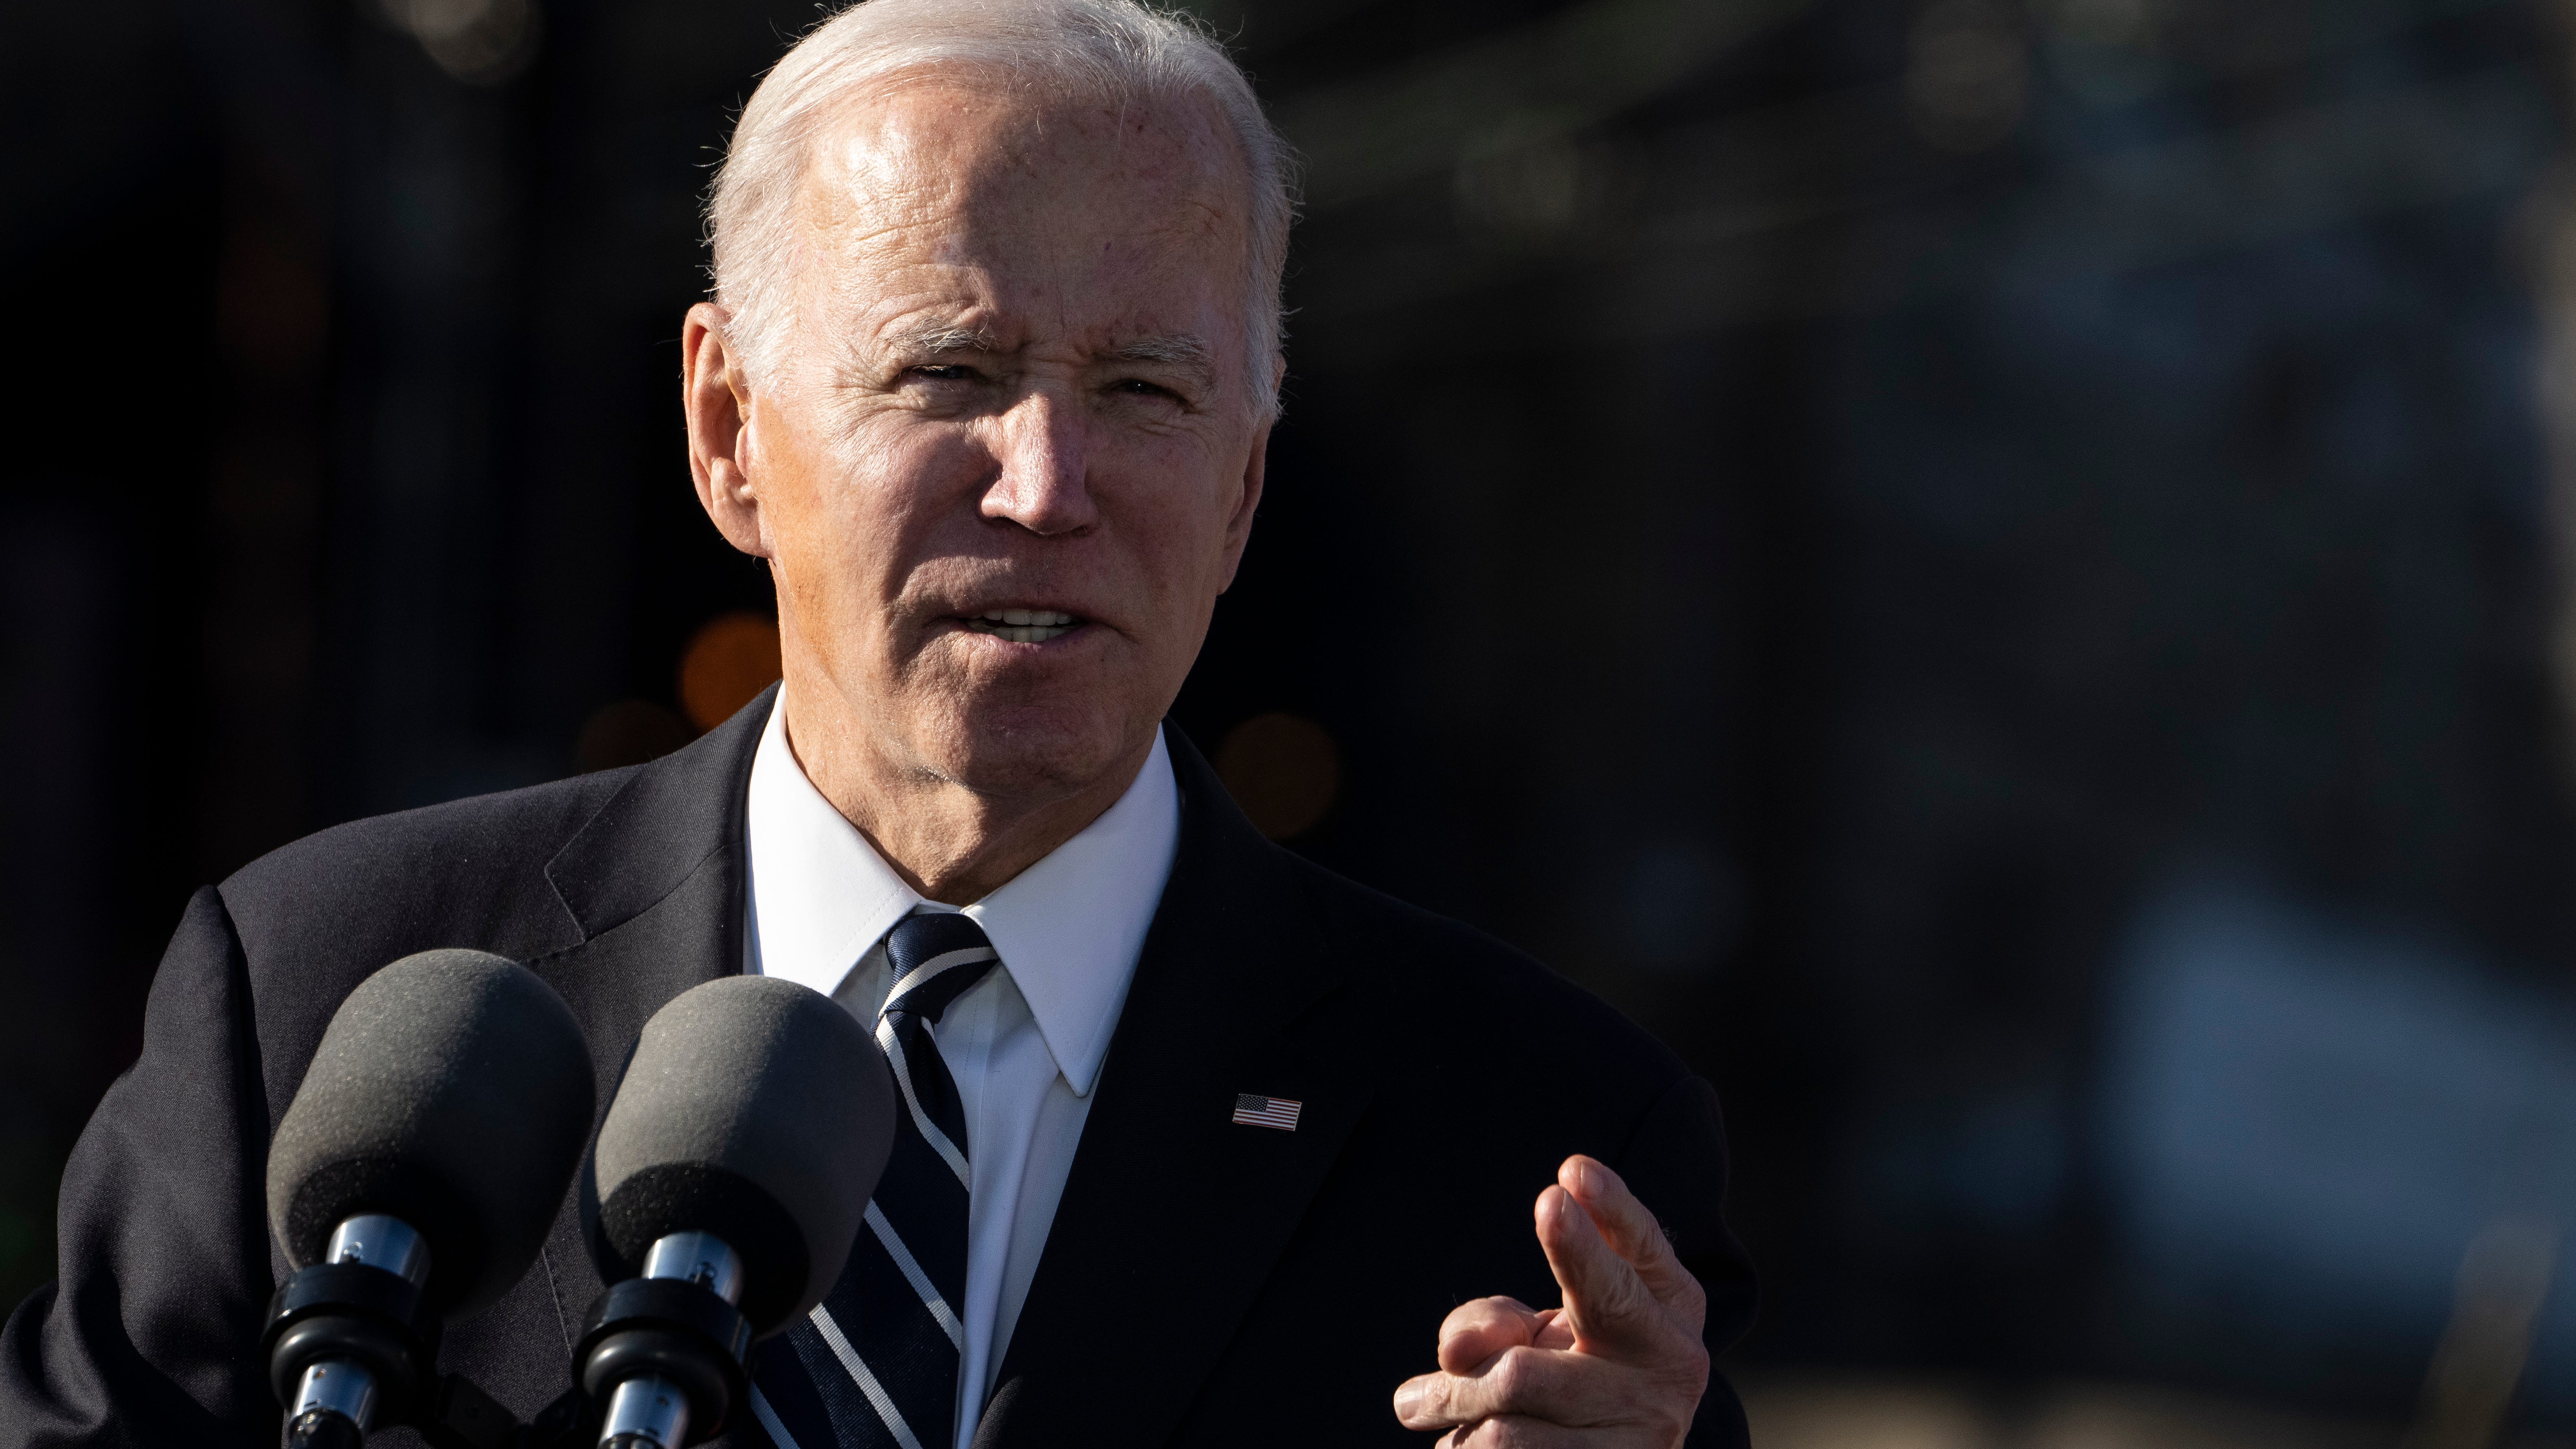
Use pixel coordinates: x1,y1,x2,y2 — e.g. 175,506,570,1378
261,949,595,1448
579,975,895,1449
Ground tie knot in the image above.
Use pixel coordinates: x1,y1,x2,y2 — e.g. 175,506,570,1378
881,911,998,1027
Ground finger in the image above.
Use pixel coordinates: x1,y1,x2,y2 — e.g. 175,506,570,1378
1395,1345,1647,1431
1534,1184,1658,1354
1558,1155,1706,1330
1526,1306,1576,1351
1436,1296,1546,1374
1394,1371,1461,1430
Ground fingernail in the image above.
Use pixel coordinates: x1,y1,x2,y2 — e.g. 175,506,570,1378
1393,1383,1424,1418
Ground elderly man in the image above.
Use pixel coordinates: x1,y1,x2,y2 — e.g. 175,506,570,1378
0,2,1754,1446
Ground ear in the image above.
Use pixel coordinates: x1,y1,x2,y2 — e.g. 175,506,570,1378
683,302,772,559
1213,403,1272,595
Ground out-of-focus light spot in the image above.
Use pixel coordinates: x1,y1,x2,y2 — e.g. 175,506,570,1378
1215,712,1341,840
1906,0,2030,152
1454,121,1621,247
375,0,541,85
678,612,782,732
574,699,694,774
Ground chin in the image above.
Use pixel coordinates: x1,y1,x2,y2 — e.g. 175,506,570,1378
935,700,1146,797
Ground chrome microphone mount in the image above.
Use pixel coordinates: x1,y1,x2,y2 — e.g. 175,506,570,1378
263,1214,438,1449
575,1231,754,1449
261,1213,527,1449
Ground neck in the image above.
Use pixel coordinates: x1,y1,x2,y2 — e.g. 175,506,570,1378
775,682,1153,906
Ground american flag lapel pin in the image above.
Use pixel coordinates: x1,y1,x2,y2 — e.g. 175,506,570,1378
1232,1093,1302,1131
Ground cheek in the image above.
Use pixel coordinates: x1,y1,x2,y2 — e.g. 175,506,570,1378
781,416,972,572
1100,434,1240,562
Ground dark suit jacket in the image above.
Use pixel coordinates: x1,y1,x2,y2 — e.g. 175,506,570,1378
0,688,1756,1448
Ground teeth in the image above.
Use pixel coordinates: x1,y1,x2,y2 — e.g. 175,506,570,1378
961,610,1081,644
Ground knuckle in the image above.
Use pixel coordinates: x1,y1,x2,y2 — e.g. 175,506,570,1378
1674,1272,1709,1325
1442,1295,1513,1345
1485,1346,1544,1407
1608,1266,1654,1320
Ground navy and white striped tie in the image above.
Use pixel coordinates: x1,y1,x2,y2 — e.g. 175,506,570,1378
748,912,998,1449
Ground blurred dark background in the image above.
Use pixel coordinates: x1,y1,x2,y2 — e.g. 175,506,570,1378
6,0,2576,1442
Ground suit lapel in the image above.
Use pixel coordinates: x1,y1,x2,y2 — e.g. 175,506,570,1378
973,729,1384,1448
521,685,777,1347
534,682,772,1025
545,682,772,951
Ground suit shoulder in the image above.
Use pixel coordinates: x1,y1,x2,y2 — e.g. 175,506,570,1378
1279,850,1693,1090
219,768,635,974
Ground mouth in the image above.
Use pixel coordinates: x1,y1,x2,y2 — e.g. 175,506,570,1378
956,608,1086,644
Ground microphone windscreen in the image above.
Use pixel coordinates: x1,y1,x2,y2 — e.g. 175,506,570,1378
591,975,894,1335
267,950,595,1313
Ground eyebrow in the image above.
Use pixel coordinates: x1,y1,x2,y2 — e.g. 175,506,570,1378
889,325,1218,380
896,324,1003,355
1109,334,1216,376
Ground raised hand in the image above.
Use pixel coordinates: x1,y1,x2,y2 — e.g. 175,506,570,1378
1391,1155,1710,1447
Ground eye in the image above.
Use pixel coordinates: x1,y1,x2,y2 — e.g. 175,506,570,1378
906,364,981,381
1109,377,1181,401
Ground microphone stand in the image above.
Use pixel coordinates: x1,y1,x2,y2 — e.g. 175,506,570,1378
268,1235,754,1449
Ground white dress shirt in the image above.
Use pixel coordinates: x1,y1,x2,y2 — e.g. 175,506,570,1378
742,701,1178,1449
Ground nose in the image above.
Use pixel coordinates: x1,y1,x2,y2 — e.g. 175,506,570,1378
979,390,1096,536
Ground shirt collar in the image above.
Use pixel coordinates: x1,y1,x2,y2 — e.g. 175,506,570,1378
744,702,1178,1098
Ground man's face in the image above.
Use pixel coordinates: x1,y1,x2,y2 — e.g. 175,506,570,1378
742,80,1267,798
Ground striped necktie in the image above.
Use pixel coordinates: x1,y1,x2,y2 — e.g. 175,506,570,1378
748,911,999,1449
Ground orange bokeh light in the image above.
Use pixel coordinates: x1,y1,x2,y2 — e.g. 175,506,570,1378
678,611,783,732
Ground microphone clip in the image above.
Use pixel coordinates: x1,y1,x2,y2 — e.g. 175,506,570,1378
263,1258,440,1447
573,1272,754,1448
499,1267,757,1449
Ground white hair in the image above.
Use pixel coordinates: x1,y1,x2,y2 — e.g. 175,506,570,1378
706,0,1297,417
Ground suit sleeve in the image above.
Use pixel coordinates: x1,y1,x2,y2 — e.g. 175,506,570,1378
0,886,279,1448
1615,1072,1758,1449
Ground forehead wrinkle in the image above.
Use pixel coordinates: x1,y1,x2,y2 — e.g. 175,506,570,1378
813,81,1242,238
800,118,970,272
793,188,957,360
894,84,1242,236
801,185,958,271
